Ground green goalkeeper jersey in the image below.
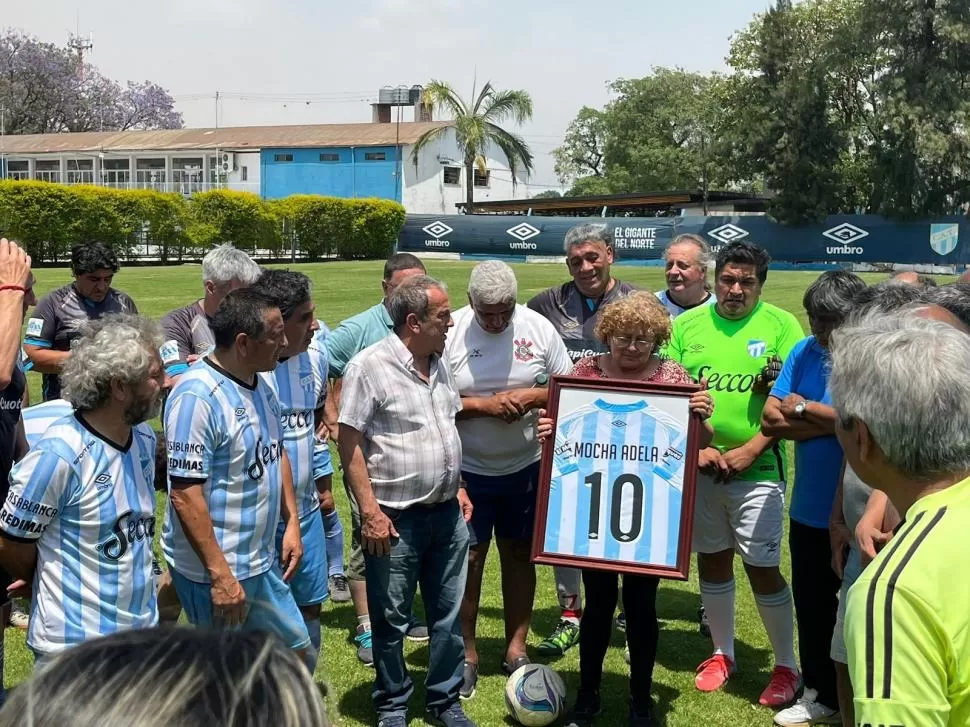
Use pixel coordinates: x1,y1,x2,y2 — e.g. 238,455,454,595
664,300,802,482
846,477,970,727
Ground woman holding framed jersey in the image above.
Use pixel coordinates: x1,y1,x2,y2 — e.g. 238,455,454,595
537,292,714,727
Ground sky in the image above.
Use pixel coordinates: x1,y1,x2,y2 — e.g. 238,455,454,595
4,0,771,190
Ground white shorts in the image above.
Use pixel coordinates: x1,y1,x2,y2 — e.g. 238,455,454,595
691,474,786,567
830,546,863,664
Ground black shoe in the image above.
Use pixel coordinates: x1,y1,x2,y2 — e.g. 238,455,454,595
629,697,658,727
563,690,601,727
428,703,477,727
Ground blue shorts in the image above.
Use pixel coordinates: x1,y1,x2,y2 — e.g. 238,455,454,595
276,510,329,607
314,442,334,479
170,566,311,650
462,462,540,547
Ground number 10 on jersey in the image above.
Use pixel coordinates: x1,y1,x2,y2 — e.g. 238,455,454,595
585,473,645,543
532,375,702,580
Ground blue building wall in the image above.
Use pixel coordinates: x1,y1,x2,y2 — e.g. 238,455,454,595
261,146,401,201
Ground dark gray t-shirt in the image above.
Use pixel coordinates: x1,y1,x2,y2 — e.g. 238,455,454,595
526,280,637,363
160,301,215,376
25,284,138,401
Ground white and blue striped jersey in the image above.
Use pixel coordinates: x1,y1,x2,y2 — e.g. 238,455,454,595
22,399,73,450
265,330,329,518
161,358,285,583
545,398,687,568
0,414,158,654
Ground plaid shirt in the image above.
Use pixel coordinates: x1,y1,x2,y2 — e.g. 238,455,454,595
339,334,463,509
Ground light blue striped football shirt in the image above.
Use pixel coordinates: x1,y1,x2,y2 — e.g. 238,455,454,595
161,358,285,583
22,399,73,450
546,398,687,568
265,325,329,518
1,413,158,654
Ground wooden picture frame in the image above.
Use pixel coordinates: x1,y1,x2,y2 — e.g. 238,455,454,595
531,375,701,580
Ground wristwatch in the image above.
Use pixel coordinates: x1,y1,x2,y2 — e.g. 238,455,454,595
793,401,807,418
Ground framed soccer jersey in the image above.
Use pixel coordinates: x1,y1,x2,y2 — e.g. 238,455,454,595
532,375,701,580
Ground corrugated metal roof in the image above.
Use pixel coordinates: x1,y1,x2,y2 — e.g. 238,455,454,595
0,121,452,155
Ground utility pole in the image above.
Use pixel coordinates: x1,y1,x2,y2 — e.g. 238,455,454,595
67,32,94,81
215,91,220,129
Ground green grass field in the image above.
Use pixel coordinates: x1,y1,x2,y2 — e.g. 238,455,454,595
7,261,924,726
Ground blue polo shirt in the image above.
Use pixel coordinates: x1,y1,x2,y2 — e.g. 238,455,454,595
324,301,394,378
771,335,842,529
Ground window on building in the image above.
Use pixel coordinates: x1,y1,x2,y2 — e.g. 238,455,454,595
274,154,294,162
34,160,61,183
66,159,94,185
101,158,131,187
241,166,248,181
443,167,461,185
319,153,340,162
364,152,386,161
135,158,166,189
5,161,28,180
473,168,490,187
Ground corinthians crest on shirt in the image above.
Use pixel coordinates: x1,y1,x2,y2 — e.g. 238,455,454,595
513,338,535,362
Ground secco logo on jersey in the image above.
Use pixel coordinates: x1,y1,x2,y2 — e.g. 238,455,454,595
281,410,313,430
697,366,756,394
99,510,155,561
247,438,284,480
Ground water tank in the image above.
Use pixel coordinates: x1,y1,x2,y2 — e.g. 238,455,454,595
378,87,398,104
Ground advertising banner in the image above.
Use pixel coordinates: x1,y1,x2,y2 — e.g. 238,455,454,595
400,214,970,265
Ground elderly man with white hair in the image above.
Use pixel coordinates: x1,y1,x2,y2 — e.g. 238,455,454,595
160,243,262,380
829,307,970,727
447,260,572,699
0,314,165,669
657,234,716,319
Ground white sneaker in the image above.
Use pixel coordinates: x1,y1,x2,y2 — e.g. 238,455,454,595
773,688,840,726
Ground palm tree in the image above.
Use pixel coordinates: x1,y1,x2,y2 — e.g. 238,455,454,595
411,80,535,212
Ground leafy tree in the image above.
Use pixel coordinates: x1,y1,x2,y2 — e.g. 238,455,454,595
864,0,970,217
0,30,181,134
601,69,730,194
565,176,613,197
533,189,563,199
411,80,534,211
553,107,607,185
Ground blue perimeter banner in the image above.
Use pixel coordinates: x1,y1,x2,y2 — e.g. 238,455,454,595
399,214,969,266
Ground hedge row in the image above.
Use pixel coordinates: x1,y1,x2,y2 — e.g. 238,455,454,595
0,181,406,262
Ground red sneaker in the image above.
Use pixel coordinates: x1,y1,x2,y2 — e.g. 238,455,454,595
694,654,737,692
759,665,801,707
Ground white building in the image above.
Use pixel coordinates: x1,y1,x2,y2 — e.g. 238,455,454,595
0,119,531,214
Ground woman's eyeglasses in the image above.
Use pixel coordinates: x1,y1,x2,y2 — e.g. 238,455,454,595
611,335,655,351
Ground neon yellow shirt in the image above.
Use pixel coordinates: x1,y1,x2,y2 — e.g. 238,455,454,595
846,478,970,727
664,300,802,481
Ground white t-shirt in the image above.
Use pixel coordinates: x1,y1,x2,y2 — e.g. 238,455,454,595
655,289,715,319
447,304,573,476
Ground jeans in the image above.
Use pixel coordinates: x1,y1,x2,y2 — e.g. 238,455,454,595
579,569,659,709
789,519,840,709
364,498,469,719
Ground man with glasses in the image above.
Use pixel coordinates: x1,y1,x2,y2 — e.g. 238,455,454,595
447,261,572,699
